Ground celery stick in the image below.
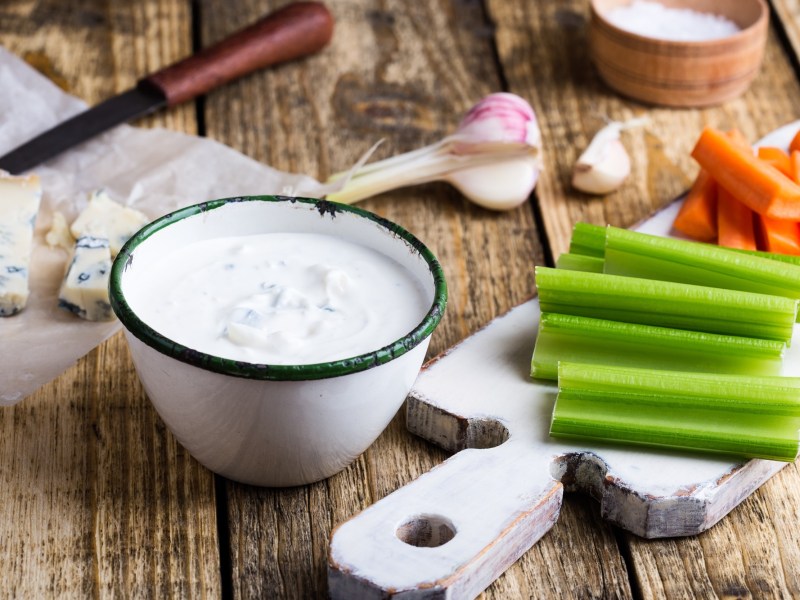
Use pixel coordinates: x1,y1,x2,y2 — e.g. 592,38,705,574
551,362,800,461
569,222,606,257
535,267,798,342
604,226,800,305
569,220,800,267
728,247,800,267
555,253,604,273
531,313,784,380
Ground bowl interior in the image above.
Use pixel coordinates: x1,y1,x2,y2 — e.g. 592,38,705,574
110,196,447,381
591,0,766,36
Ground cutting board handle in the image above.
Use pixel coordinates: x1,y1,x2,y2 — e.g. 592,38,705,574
328,443,563,599
142,2,333,106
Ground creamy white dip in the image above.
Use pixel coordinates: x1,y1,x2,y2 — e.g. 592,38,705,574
135,233,430,365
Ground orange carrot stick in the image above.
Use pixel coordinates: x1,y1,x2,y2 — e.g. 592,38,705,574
790,129,800,154
717,186,757,250
692,127,800,219
792,150,800,184
673,170,717,241
757,147,792,177
672,130,747,242
758,215,800,255
727,128,751,150
758,148,800,255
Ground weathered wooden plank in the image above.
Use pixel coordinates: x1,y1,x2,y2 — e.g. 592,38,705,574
771,0,800,69
490,0,800,597
626,463,800,598
0,1,219,597
200,0,630,597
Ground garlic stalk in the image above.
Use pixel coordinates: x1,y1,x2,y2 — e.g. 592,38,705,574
571,117,648,195
317,93,543,211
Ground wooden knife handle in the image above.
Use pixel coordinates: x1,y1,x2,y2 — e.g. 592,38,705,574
142,2,333,106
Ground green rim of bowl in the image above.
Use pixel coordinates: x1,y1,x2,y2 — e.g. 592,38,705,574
109,195,447,381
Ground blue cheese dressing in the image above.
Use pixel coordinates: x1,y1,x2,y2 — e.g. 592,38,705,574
135,233,429,365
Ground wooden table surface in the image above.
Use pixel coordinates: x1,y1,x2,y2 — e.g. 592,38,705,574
2,0,800,597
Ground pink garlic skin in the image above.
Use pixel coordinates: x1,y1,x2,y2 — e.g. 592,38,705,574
452,92,542,154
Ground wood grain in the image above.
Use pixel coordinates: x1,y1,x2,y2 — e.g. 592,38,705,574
0,0,219,597
489,0,800,597
772,0,800,67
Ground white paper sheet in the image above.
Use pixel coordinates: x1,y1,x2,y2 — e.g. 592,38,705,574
0,47,320,405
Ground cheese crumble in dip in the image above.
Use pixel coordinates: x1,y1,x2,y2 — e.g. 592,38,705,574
136,233,429,365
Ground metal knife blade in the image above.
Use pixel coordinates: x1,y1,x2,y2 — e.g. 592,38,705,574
0,85,166,175
0,1,333,175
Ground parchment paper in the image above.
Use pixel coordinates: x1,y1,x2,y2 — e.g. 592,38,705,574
0,47,320,405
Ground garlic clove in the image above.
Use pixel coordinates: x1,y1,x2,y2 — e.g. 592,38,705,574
571,117,646,196
446,157,540,211
572,137,631,195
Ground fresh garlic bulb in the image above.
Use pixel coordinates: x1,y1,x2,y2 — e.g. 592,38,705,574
316,93,543,211
446,157,540,210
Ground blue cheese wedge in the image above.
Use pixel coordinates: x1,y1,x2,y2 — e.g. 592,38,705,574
58,236,114,321
0,172,42,316
70,189,148,256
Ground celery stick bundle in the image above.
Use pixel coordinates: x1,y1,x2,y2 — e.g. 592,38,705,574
551,363,800,461
562,221,800,281
536,267,797,342
535,222,800,461
604,226,800,304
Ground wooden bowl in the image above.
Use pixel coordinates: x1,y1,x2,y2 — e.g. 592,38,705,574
589,0,769,107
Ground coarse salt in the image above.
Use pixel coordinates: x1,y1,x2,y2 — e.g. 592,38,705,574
605,1,740,42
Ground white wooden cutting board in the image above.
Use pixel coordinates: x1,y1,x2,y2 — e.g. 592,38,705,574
328,123,800,599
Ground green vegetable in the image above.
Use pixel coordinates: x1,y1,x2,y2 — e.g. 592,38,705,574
568,220,800,267
535,267,797,342
531,313,784,380
604,226,800,309
728,247,800,267
550,362,800,462
568,222,605,257
555,253,604,272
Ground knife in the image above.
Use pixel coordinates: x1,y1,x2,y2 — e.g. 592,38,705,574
0,1,333,175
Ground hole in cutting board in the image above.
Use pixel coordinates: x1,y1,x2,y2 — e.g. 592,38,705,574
467,418,510,449
406,395,512,453
395,514,456,548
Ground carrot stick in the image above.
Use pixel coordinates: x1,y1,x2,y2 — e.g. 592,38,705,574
758,215,800,255
727,128,751,150
692,127,800,219
672,130,747,242
757,148,800,255
673,170,717,241
717,186,757,250
790,129,800,154
758,147,793,177
792,150,800,184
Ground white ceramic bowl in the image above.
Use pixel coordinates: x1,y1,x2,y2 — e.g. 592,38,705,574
109,196,447,487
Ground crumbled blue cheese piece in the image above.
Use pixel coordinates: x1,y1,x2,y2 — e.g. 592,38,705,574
45,211,74,251
0,172,42,316
70,189,148,256
58,236,114,321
